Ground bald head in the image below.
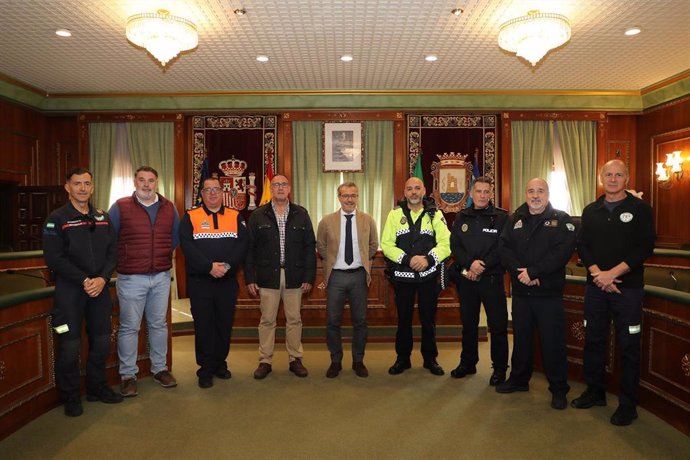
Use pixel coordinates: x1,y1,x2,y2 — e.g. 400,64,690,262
404,177,426,210
525,177,549,215
600,159,629,200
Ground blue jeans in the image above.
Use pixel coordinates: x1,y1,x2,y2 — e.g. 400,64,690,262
117,271,172,378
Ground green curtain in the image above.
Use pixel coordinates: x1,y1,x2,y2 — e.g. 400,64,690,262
510,120,554,211
126,122,175,199
557,120,597,215
88,123,118,210
292,120,394,237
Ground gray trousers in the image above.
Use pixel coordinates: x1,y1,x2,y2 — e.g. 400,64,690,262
326,268,368,363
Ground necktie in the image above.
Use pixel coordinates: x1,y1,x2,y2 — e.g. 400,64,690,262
345,214,354,265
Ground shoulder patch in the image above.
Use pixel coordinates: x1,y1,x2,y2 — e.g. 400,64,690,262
566,223,575,232
513,219,523,230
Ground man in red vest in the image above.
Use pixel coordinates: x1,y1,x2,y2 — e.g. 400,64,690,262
109,166,180,397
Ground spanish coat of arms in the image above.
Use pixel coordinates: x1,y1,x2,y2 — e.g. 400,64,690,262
218,157,257,211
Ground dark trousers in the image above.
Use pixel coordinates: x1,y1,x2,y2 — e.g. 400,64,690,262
510,295,570,395
457,274,508,370
188,276,238,379
583,285,644,407
393,278,439,360
326,268,368,363
52,280,113,399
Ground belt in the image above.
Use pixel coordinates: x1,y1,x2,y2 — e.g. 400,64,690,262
334,267,364,274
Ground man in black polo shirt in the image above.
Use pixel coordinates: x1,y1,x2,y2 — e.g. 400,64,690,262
572,159,656,426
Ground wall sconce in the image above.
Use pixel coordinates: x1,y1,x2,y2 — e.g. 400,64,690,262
656,150,685,187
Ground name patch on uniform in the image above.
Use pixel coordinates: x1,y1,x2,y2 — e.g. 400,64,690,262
461,223,468,232
629,324,641,334
54,324,69,334
46,223,55,229
201,219,211,229
513,219,523,230
566,223,575,232
620,212,633,223
482,228,498,233
544,219,559,227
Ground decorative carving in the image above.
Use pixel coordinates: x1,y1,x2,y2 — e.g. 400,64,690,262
682,354,690,377
571,321,585,341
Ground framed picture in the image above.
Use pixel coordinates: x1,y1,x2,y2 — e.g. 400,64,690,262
322,122,364,172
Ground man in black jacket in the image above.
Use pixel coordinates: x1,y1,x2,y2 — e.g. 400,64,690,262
497,178,576,410
245,175,316,379
43,167,123,417
572,160,655,426
450,177,509,385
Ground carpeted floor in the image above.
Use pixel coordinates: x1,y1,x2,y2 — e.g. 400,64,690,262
1,337,689,459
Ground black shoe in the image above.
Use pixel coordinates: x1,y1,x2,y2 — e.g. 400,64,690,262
198,376,213,389
64,396,83,417
495,378,529,393
86,385,124,404
610,405,638,426
571,388,607,409
215,369,232,379
423,359,445,376
450,364,477,379
551,394,568,410
388,359,412,375
489,370,506,386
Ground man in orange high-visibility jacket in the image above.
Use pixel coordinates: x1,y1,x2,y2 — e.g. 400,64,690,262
180,177,248,389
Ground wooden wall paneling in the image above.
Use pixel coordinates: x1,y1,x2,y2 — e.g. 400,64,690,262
636,97,690,202
13,186,65,251
44,116,79,186
650,128,690,247
0,99,44,185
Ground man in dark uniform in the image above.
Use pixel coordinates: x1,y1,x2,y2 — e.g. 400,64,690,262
572,159,655,426
43,167,123,417
180,176,248,389
497,178,576,410
450,176,509,386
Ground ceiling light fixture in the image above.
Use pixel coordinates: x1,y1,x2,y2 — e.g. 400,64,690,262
55,29,72,37
126,9,198,66
425,55,438,62
340,55,353,62
451,8,464,16
624,27,641,36
256,55,269,62
234,8,247,16
498,10,571,66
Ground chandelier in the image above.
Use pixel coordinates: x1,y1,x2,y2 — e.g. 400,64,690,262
126,9,198,66
498,11,571,66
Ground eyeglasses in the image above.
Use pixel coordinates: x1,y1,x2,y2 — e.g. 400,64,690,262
339,194,359,199
202,187,222,194
271,182,290,189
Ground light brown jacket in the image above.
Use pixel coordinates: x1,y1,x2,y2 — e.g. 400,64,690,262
316,210,379,286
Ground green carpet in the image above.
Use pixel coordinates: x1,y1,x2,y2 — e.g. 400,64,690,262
1,337,688,459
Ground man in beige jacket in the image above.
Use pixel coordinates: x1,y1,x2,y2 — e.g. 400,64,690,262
316,182,379,378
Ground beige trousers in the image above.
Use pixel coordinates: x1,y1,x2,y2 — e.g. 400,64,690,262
258,269,304,363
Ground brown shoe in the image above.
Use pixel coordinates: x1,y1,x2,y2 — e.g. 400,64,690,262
120,378,138,397
326,362,342,378
254,363,272,380
153,370,178,388
289,358,308,377
352,361,369,378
